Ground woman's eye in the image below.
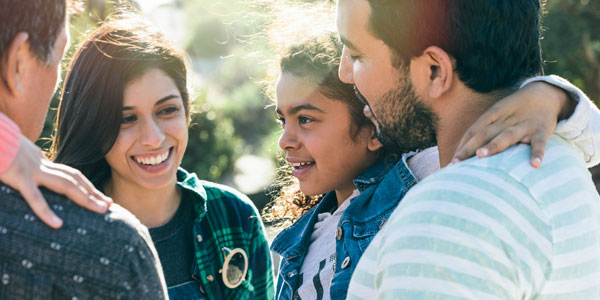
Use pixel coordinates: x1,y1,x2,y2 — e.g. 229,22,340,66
122,114,137,124
159,106,179,116
350,54,362,62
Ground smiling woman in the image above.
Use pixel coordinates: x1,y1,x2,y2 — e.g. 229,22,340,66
103,68,189,210
49,14,274,300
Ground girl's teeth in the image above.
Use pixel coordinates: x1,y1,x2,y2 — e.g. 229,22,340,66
291,162,313,167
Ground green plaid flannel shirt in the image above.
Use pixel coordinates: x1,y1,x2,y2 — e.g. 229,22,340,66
177,168,274,300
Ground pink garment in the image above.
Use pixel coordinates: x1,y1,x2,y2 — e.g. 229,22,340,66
0,112,20,175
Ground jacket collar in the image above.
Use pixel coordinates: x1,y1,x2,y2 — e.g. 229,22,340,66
353,154,398,192
270,191,337,259
176,168,208,222
344,158,417,223
270,154,416,257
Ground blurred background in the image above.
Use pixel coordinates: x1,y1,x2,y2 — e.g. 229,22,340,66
38,0,600,216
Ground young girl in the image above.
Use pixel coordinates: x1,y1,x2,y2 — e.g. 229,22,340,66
267,32,599,300
51,17,273,300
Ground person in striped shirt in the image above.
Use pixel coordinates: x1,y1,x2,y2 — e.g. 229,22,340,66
337,0,600,299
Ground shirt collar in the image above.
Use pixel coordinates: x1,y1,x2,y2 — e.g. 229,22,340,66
353,154,399,192
176,167,208,221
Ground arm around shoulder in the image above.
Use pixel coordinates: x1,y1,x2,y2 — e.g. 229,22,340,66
522,75,600,167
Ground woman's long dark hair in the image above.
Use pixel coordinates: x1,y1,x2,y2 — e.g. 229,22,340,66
51,15,190,184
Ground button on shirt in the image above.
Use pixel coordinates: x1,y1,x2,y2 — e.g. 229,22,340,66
295,190,358,300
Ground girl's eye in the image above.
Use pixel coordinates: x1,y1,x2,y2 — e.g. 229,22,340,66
159,106,179,116
350,54,362,62
276,117,285,128
122,114,137,125
299,116,313,125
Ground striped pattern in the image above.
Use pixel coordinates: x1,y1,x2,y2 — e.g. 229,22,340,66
0,112,21,175
347,135,600,300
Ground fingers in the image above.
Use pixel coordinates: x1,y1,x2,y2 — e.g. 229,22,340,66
476,125,534,158
44,161,112,205
455,121,552,168
36,163,111,214
453,123,502,162
529,131,549,168
18,180,63,229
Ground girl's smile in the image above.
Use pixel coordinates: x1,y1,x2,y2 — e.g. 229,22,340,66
287,157,316,178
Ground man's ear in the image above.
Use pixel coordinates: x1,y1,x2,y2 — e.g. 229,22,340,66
367,126,383,152
3,32,30,96
419,46,454,99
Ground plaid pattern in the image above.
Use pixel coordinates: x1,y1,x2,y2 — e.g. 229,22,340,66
177,168,274,300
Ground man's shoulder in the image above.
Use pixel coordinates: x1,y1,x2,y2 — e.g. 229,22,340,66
422,136,589,191
0,184,152,249
464,135,586,180
0,184,167,299
398,135,597,225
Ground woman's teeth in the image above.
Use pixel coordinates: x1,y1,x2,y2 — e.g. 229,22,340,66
134,151,169,166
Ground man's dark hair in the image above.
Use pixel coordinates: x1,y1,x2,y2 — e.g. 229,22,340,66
0,0,67,65
367,0,543,93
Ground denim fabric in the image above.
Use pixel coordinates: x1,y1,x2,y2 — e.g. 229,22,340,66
271,156,417,300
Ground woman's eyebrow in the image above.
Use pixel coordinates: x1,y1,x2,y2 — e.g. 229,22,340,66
121,95,180,110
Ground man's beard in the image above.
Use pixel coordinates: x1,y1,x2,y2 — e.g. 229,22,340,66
356,74,438,155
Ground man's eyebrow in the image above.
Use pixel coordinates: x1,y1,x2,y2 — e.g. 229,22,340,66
340,36,359,51
277,104,326,115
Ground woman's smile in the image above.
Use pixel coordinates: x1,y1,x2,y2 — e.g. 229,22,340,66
131,147,174,174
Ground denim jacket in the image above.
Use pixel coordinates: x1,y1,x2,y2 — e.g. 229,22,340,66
270,156,417,300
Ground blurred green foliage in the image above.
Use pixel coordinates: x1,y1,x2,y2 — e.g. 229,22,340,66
542,0,600,188
37,0,600,186
543,0,600,101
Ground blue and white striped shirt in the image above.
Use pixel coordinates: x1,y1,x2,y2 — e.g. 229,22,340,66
348,135,600,299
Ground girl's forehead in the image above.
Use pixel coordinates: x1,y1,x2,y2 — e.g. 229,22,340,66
276,73,317,99
276,73,332,110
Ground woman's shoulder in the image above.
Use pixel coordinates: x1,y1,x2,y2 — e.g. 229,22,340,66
201,181,253,206
178,168,259,218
